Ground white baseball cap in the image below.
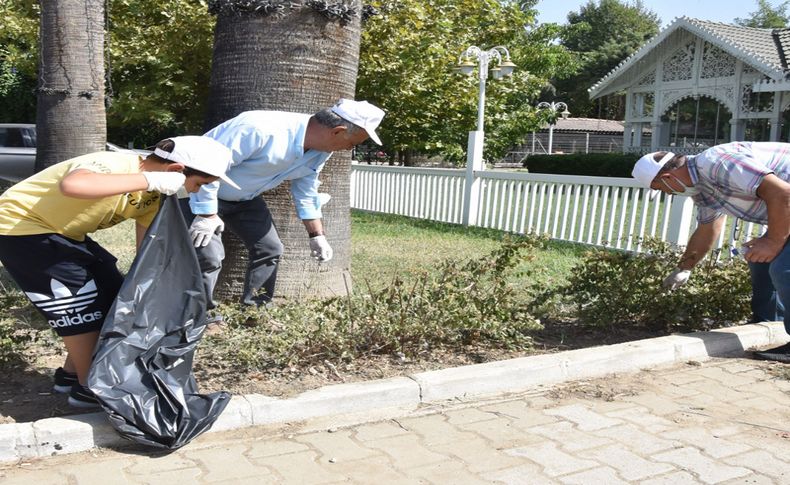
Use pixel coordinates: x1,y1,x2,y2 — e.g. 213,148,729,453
330,98,385,145
154,136,240,189
632,151,675,198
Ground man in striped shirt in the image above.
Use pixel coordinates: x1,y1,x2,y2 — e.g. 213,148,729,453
632,142,790,361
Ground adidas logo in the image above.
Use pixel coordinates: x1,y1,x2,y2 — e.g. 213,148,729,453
25,279,104,328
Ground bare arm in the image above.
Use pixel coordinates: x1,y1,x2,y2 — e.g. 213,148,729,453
135,222,148,251
677,216,726,270
60,169,148,199
302,218,324,237
744,174,790,262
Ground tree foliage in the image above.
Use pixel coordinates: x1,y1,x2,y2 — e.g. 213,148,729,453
2,0,577,161
553,0,659,119
357,0,576,165
106,0,215,146
0,0,214,146
0,0,38,123
735,0,790,28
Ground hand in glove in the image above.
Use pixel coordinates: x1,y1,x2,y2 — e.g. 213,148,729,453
189,215,225,248
309,235,333,262
662,267,691,290
142,172,186,195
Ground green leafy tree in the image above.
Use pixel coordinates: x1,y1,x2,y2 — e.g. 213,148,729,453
735,0,790,28
2,0,576,163
357,0,576,165
106,0,215,146
0,0,38,123
0,0,214,146
554,0,660,119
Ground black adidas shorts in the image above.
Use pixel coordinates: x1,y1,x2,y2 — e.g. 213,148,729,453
0,233,124,337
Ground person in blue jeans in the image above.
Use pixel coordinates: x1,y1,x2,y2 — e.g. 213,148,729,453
631,142,790,361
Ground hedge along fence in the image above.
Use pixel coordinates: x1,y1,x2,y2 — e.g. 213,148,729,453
524,153,639,178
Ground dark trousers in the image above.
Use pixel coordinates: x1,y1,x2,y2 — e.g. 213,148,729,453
180,197,284,307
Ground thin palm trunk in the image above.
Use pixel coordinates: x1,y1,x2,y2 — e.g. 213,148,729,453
206,1,362,301
36,0,106,170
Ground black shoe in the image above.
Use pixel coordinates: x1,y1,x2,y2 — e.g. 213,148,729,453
752,342,790,363
68,384,100,408
53,367,78,393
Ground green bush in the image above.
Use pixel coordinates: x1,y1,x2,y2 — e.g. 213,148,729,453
524,153,639,177
199,237,546,371
0,318,31,367
0,280,60,368
559,239,752,331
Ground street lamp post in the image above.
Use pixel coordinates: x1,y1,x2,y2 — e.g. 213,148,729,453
456,45,515,225
536,101,570,155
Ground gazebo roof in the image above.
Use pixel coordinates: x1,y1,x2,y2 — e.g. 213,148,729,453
589,16,790,99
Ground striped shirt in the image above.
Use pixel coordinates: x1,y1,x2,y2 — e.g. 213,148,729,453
689,142,790,224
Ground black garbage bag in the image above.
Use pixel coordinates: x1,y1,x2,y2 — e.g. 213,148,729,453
87,195,230,449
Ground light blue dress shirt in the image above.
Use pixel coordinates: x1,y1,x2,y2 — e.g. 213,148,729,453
189,110,333,220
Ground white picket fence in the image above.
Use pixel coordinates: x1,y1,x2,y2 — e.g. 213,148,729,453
349,164,765,254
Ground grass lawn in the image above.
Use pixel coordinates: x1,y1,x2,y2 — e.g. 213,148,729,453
89,209,589,292
351,210,588,291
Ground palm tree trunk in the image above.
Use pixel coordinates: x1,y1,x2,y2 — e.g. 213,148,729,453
206,1,362,301
36,0,106,170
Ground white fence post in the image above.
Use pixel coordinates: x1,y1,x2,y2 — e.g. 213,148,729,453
462,130,485,226
666,195,695,246
349,167,760,257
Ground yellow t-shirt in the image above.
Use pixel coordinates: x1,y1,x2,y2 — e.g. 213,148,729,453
0,152,160,241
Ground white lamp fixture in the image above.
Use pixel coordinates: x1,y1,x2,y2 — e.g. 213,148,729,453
536,101,571,155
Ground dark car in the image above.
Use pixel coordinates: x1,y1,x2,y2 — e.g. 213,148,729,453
0,123,150,183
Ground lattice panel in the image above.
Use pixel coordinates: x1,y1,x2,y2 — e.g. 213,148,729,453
741,84,774,113
637,70,656,86
663,42,696,82
701,42,736,78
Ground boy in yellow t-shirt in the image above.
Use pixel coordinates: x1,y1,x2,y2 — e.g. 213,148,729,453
0,136,239,408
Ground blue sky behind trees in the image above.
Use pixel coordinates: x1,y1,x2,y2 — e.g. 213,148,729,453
536,0,749,26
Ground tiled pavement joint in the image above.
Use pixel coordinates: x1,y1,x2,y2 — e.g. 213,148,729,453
1,321,786,464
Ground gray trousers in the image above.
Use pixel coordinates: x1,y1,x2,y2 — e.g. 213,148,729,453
179,197,284,307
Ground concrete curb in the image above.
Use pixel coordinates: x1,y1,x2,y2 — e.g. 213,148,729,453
1,322,786,464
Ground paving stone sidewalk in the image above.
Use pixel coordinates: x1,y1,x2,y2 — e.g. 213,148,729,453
1,356,789,484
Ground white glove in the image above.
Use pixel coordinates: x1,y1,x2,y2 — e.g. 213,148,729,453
318,193,331,207
189,215,225,248
142,172,186,195
309,235,333,262
662,267,691,290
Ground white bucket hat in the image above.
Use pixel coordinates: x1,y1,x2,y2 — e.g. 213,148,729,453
154,136,240,189
632,151,675,197
330,98,385,145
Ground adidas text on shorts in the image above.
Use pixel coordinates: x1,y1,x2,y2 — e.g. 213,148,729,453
0,233,124,336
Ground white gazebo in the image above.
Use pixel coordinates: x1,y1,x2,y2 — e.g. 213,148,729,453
589,16,790,154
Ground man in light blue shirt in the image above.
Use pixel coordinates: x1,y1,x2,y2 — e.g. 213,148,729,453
180,99,385,307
